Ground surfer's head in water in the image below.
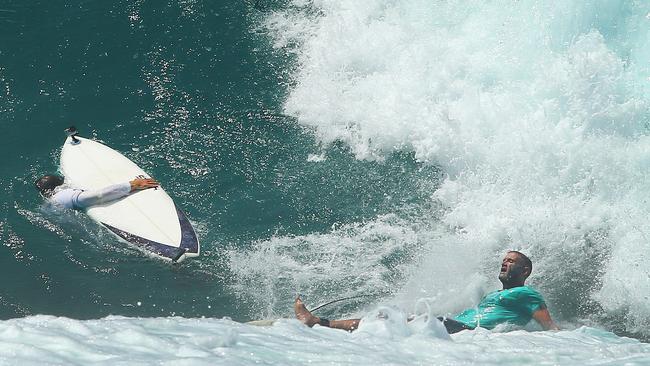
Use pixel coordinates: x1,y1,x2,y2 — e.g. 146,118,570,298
498,250,532,289
35,175,65,197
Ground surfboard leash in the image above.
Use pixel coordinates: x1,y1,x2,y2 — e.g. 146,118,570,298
308,293,385,314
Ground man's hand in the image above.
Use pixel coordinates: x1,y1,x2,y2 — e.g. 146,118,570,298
129,178,159,192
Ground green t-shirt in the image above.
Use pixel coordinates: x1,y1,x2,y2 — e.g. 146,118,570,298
453,286,546,329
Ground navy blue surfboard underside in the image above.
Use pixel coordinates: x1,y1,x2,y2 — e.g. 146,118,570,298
101,206,199,261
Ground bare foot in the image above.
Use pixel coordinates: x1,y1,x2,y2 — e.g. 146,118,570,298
294,297,320,327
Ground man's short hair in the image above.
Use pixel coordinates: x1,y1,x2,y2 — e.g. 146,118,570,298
35,175,64,197
509,250,532,274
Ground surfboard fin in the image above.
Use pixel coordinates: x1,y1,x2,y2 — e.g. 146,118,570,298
171,247,188,264
65,126,80,144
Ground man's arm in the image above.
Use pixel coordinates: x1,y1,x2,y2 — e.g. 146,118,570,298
75,178,159,208
532,307,559,330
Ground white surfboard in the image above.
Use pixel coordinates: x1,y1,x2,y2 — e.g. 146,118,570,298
59,134,200,263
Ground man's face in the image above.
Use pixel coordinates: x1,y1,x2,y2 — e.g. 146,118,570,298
498,252,527,283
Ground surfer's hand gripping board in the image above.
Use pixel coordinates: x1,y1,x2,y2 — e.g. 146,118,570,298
129,178,159,192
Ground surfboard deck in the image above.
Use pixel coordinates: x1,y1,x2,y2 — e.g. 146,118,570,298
59,135,199,262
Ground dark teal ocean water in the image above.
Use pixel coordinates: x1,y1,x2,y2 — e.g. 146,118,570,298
0,1,430,321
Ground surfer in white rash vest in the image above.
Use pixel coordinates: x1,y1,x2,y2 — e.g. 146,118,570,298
294,251,559,334
35,175,159,209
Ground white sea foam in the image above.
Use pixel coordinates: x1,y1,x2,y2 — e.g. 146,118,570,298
0,315,648,365
228,213,427,317
229,0,650,340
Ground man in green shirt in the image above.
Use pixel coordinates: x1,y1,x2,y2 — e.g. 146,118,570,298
294,251,559,333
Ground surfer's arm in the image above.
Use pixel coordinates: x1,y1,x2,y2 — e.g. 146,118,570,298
74,178,158,208
74,182,132,208
532,306,559,330
74,178,159,208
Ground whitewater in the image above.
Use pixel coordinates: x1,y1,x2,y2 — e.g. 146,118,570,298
1,315,649,365
3,0,650,364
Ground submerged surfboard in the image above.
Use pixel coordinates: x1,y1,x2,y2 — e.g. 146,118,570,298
59,134,200,263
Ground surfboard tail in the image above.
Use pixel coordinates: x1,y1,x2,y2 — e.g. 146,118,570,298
176,206,200,257
101,205,199,262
